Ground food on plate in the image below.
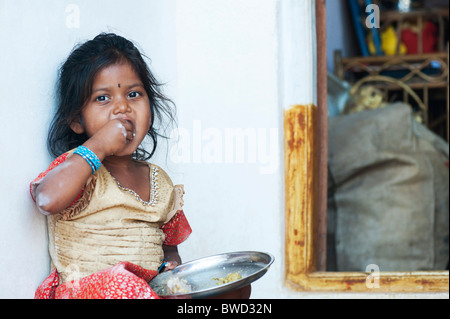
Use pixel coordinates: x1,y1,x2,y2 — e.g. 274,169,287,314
212,272,242,285
166,277,193,294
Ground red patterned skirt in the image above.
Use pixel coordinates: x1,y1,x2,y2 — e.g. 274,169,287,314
35,262,159,299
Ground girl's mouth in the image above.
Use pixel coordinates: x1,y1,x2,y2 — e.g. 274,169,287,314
117,117,134,129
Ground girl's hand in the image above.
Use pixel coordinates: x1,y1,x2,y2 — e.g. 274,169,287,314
88,118,135,158
164,261,179,271
159,261,179,273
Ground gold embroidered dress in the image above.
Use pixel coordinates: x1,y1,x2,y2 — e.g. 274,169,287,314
30,151,191,298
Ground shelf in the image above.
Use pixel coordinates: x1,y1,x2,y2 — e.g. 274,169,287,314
334,50,449,141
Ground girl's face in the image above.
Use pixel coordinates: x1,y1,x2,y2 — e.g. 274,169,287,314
75,62,151,156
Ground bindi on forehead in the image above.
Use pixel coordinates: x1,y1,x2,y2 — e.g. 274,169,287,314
118,83,121,88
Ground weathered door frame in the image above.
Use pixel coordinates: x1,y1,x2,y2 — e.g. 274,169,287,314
284,0,449,292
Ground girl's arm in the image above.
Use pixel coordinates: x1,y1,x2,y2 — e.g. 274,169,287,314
35,119,133,215
162,245,182,269
34,140,106,215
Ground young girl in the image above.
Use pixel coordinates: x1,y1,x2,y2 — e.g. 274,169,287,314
30,33,191,299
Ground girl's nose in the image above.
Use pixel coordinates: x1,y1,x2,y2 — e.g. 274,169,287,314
113,98,131,114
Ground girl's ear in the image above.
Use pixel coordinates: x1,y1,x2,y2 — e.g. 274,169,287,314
70,116,85,134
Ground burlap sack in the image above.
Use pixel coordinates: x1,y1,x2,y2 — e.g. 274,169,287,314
327,103,449,271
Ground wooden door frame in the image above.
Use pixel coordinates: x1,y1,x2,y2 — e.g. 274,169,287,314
284,0,449,293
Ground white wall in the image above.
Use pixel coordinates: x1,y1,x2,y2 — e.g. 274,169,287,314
169,0,285,298
0,0,447,299
0,0,178,299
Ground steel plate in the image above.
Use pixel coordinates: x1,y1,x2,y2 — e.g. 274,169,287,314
149,251,274,299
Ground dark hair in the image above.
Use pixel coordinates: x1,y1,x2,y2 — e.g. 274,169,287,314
47,32,176,160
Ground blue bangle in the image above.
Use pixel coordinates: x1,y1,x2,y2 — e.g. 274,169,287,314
158,262,168,273
74,146,101,174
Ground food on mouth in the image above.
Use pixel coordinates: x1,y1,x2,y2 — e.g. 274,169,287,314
212,272,242,285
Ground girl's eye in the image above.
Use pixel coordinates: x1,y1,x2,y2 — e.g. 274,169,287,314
95,95,110,102
128,91,141,98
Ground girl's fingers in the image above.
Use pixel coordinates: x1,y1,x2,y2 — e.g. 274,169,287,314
116,119,135,143
164,261,179,271
126,130,134,143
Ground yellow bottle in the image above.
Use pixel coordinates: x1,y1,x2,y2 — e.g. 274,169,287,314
368,26,407,55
